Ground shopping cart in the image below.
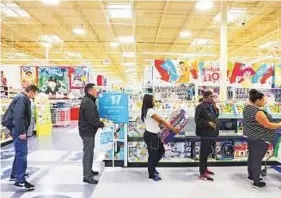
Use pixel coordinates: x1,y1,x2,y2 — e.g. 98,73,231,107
261,130,281,177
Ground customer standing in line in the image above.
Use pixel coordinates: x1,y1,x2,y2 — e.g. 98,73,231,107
2,85,38,190
141,94,180,181
195,91,219,181
79,83,104,184
243,89,281,188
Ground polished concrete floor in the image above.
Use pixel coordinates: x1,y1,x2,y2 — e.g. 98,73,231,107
1,122,281,198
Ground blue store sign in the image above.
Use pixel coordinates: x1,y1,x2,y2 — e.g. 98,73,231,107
98,93,129,124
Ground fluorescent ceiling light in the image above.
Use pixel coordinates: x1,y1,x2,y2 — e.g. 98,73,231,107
40,42,52,48
180,31,192,38
191,38,212,45
117,36,135,43
110,42,119,47
123,52,135,58
182,53,216,57
65,52,82,58
108,4,132,19
142,52,215,57
196,0,213,11
73,27,86,35
259,41,281,49
214,8,247,23
40,35,63,43
41,0,59,5
121,62,136,66
0,3,30,18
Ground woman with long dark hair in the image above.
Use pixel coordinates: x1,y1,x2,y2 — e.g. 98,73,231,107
243,89,281,188
141,94,180,181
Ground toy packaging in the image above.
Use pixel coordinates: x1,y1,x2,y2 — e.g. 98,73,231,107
163,142,193,162
234,140,248,160
219,102,235,116
237,119,244,135
159,109,189,144
128,121,145,137
128,142,148,162
215,141,234,160
233,103,245,116
219,119,237,134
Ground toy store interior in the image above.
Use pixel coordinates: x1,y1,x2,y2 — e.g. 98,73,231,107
1,0,281,198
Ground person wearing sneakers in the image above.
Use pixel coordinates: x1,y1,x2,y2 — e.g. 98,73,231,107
141,94,180,181
243,89,281,188
195,91,219,181
79,83,104,184
2,85,38,190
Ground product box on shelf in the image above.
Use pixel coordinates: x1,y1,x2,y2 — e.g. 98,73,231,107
215,140,234,160
237,119,244,135
219,119,237,135
233,103,245,116
193,141,216,161
233,140,248,160
128,141,148,162
128,121,145,137
163,142,193,162
265,103,281,117
219,102,235,117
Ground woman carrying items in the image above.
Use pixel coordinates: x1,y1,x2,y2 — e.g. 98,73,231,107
141,94,180,181
243,89,281,188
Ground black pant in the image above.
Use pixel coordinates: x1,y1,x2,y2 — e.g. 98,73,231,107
247,139,269,183
143,131,165,177
199,138,214,175
81,135,95,180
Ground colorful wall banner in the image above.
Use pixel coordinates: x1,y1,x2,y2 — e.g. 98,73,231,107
21,66,37,87
274,64,281,88
38,67,69,97
98,93,129,124
70,67,88,89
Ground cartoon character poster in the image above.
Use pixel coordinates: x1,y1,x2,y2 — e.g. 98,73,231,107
21,66,37,87
38,67,69,98
70,67,88,89
154,59,198,86
228,62,273,88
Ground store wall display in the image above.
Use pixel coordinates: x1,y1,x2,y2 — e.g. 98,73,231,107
128,141,148,162
38,67,69,98
198,86,220,99
154,84,195,101
233,140,248,160
98,93,129,124
69,67,88,89
21,66,37,87
197,61,220,85
164,142,193,162
228,62,273,88
35,94,52,136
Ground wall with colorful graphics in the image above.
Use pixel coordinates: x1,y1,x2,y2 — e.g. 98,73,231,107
153,59,220,86
228,62,274,88
19,66,89,98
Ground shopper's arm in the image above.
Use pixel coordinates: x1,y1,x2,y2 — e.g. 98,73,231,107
195,105,212,127
255,111,281,129
151,114,180,133
83,101,104,128
13,97,27,135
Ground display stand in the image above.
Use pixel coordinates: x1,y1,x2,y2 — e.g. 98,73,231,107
35,94,52,136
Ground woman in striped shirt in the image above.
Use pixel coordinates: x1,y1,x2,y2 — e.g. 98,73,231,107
243,89,281,188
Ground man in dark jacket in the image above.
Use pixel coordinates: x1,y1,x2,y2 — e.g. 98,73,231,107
3,85,38,190
195,91,219,181
79,83,104,184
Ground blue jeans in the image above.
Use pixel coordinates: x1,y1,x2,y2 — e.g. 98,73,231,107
11,128,28,183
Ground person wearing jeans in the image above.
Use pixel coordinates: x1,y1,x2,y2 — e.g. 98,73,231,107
243,89,281,188
2,85,38,191
141,94,179,181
